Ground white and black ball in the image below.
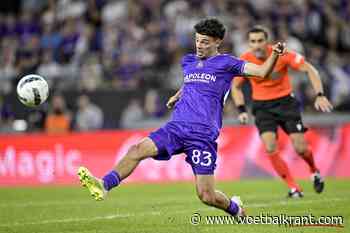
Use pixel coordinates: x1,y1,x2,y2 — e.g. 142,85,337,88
17,74,49,107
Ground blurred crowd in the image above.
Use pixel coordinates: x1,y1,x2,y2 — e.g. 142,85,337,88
0,0,349,133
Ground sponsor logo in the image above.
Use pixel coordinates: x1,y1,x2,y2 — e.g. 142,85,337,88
0,145,81,183
184,73,217,83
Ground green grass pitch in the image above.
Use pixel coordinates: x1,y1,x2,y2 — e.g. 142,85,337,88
0,179,349,233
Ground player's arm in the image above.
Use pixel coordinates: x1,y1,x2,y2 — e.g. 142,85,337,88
298,61,333,112
166,88,182,109
231,77,249,124
243,42,285,78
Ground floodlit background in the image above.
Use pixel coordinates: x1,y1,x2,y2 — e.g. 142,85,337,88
0,0,349,132
0,1,349,232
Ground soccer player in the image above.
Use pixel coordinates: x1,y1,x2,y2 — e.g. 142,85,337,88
78,18,285,216
231,26,333,198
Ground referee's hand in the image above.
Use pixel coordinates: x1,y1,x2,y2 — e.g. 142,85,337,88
272,42,286,55
314,96,333,112
238,112,249,124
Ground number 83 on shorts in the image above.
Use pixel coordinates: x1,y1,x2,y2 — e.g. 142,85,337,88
185,149,217,175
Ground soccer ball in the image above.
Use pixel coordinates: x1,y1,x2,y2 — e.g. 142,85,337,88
17,74,49,107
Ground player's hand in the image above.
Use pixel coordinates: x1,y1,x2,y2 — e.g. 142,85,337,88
166,96,179,109
272,42,286,55
314,96,333,112
238,112,249,124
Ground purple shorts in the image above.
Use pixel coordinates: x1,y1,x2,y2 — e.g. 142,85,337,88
149,121,218,175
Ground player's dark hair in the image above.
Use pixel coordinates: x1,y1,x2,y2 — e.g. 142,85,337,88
247,25,269,39
194,18,226,40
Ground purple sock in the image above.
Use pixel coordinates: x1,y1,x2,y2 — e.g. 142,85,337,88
102,170,121,191
226,200,239,216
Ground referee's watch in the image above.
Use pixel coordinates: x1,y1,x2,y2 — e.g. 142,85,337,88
316,92,325,97
237,105,247,113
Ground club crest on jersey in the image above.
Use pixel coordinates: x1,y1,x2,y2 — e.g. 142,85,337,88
196,61,204,68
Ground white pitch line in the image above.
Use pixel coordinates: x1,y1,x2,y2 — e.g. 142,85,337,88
2,192,340,208
0,211,161,227
0,200,93,208
0,193,270,208
0,197,346,227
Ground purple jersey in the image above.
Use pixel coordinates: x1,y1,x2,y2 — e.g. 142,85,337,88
171,53,246,134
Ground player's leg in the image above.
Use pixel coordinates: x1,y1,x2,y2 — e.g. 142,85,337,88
195,175,245,216
78,137,158,200
289,133,324,193
184,134,245,216
261,131,303,197
78,122,184,201
114,137,158,179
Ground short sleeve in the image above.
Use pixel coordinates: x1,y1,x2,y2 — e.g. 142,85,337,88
227,56,246,76
285,51,305,70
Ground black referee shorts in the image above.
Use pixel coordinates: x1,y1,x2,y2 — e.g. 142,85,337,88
252,94,307,135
